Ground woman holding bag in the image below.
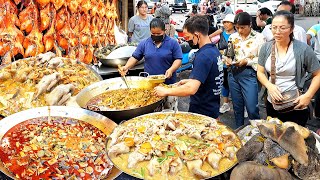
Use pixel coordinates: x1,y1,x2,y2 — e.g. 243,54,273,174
224,12,265,128
257,11,320,126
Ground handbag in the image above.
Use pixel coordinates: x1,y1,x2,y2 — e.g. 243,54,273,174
217,33,228,50
270,42,300,113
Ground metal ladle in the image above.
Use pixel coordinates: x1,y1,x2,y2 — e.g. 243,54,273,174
118,65,130,89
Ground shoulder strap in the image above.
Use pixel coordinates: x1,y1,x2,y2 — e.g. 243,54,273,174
270,41,276,84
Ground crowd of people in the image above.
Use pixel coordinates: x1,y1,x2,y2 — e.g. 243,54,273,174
124,0,320,134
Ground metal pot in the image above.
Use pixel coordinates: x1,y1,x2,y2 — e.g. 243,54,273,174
76,76,164,123
0,106,121,180
106,111,242,180
95,46,143,67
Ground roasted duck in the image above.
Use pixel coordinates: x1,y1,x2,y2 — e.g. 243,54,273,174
0,2,24,64
51,0,65,10
23,6,44,57
67,0,80,14
19,0,37,34
36,0,50,8
39,3,51,32
80,0,91,13
42,7,56,52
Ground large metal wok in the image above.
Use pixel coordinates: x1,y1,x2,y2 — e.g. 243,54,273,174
0,106,121,179
106,111,242,180
76,76,164,123
94,46,143,67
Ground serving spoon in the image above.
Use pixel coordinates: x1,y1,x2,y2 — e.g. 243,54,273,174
118,64,130,89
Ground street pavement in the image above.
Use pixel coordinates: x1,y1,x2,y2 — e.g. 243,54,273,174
173,13,320,131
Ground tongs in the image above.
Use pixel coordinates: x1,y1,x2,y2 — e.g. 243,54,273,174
118,65,130,89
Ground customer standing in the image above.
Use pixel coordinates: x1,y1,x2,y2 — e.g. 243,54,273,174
306,23,320,120
154,4,176,38
154,15,223,119
261,1,306,43
128,1,154,43
225,12,265,127
256,7,273,30
219,14,236,114
257,11,320,126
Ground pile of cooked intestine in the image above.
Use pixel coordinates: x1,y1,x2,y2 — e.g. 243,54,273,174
233,118,320,180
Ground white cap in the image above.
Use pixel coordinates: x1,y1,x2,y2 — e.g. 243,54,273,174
222,14,235,23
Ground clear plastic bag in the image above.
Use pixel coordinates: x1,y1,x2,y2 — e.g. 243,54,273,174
114,22,128,45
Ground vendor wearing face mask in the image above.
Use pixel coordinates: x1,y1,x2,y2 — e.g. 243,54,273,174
121,18,182,85
154,15,223,118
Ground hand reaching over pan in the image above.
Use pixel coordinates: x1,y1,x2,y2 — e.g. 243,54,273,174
45,84,75,106
118,64,128,76
154,85,171,97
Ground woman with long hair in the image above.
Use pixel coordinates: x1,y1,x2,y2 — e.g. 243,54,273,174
128,0,154,43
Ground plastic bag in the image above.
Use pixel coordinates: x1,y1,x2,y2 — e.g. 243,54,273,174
114,22,128,45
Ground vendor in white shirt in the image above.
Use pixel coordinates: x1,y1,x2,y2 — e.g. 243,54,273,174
261,1,307,43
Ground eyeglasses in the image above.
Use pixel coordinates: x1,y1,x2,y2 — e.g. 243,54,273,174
270,26,291,32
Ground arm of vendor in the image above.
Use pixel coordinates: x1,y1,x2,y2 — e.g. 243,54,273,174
155,16,223,118
122,18,182,84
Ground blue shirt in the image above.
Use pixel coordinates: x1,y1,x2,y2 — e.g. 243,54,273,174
132,35,183,84
222,31,231,42
189,43,223,118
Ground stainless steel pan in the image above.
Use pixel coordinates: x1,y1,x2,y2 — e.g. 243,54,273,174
94,46,143,67
106,111,242,180
0,106,121,179
76,76,164,123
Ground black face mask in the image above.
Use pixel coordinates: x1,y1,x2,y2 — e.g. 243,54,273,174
187,35,199,49
151,34,164,43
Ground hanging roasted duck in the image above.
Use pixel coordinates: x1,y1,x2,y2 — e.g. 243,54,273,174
97,0,105,18
99,16,108,47
67,0,80,14
0,0,20,27
78,12,86,32
90,0,98,17
80,13,91,46
42,6,56,52
56,7,78,53
51,0,65,10
39,3,51,32
55,5,67,31
23,4,45,57
80,0,91,13
90,15,99,47
19,0,38,34
36,0,50,8
83,43,94,64
0,2,25,64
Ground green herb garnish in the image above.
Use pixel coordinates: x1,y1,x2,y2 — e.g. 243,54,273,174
157,151,176,164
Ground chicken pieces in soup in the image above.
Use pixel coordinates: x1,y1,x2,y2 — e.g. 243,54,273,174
107,113,242,179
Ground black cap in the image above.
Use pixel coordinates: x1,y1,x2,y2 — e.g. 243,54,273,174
234,12,252,25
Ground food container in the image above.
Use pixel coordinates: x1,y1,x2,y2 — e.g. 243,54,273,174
76,76,164,123
0,106,121,179
106,111,242,179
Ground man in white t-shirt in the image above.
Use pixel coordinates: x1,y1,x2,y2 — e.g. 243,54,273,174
261,1,307,43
